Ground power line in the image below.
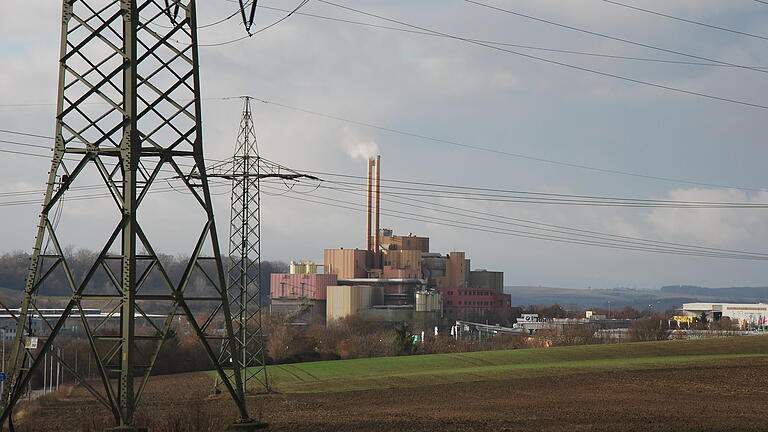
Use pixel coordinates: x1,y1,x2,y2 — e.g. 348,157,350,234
0,181,232,208
312,180,768,257
0,97,226,108
601,0,768,42
3,118,768,193
462,0,768,75
0,139,52,150
315,179,768,209
2,146,763,260
251,4,768,69
142,0,253,30
239,98,768,192
2,143,765,208
198,0,311,47
262,184,768,260
314,0,768,110
0,148,53,159
5,172,763,260
4,137,757,210
305,172,768,206
298,189,768,259
0,129,54,140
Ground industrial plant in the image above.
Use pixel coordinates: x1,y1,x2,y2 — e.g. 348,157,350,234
270,156,512,327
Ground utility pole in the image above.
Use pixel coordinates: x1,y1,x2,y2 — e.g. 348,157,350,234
0,2,260,430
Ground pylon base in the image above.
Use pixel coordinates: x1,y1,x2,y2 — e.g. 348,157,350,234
228,419,269,431
104,427,148,432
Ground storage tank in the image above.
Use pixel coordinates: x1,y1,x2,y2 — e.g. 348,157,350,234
415,292,427,312
415,291,442,313
289,260,318,274
289,261,300,274
304,261,319,274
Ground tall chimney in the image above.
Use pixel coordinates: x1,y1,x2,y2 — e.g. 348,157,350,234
374,155,381,268
366,158,373,252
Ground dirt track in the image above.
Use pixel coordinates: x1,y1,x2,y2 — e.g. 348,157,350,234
17,357,768,431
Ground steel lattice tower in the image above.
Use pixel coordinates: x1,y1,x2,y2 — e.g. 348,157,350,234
216,96,270,393
205,97,318,394
0,1,260,430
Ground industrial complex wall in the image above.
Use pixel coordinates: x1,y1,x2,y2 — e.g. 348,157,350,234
381,249,422,271
469,270,504,294
378,234,429,253
324,249,369,279
270,273,338,300
326,285,384,321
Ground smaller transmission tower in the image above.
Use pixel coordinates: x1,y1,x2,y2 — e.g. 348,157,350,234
204,97,318,395
224,96,268,392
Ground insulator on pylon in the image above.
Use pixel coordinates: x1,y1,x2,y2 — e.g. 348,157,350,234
239,0,258,33
164,0,181,24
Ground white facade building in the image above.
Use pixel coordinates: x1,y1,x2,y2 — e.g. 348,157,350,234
682,303,768,327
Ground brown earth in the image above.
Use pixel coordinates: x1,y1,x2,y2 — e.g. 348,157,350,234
15,356,768,432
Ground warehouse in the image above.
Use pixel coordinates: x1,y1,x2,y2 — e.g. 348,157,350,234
682,302,768,328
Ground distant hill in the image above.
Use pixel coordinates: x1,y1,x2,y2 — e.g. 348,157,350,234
506,285,768,311
660,285,768,302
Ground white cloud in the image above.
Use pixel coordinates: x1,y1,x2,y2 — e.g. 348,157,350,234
644,188,768,246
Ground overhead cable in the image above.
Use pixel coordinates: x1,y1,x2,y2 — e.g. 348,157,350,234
311,181,768,257
199,0,311,47
462,0,768,75
251,4,768,69
261,185,768,261
3,125,768,194
315,178,768,208
601,0,768,42
314,0,768,110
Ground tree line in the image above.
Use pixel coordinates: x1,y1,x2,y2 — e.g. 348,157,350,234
0,250,287,305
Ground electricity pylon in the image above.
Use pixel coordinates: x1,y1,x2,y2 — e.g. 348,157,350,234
205,96,318,395
0,1,260,430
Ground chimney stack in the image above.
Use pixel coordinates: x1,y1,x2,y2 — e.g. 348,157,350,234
374,155,381,263
366,158,374,252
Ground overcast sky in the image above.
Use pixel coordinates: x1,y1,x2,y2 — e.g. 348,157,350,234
2,0,768,290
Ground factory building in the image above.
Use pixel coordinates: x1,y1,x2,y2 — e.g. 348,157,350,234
0,309,166,340
269,155,512,326
682,303,768,328
269,268,335,323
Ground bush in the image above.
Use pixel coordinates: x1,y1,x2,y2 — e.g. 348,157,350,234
629,315,670,341
554,324,600,346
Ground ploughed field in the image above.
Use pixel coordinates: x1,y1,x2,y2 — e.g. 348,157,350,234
15,336,768,431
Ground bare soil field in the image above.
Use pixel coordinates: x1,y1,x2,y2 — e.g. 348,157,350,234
15,356,768,432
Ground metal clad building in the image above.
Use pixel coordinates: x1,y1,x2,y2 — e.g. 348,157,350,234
270,273,338,300
323,249,369,279
469,270,504,294
326,285,384,321
683,302,768,325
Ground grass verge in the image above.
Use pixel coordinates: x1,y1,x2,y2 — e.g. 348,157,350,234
226,335,768,393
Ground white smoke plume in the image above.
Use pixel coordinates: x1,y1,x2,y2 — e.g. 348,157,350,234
342,126,379,160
